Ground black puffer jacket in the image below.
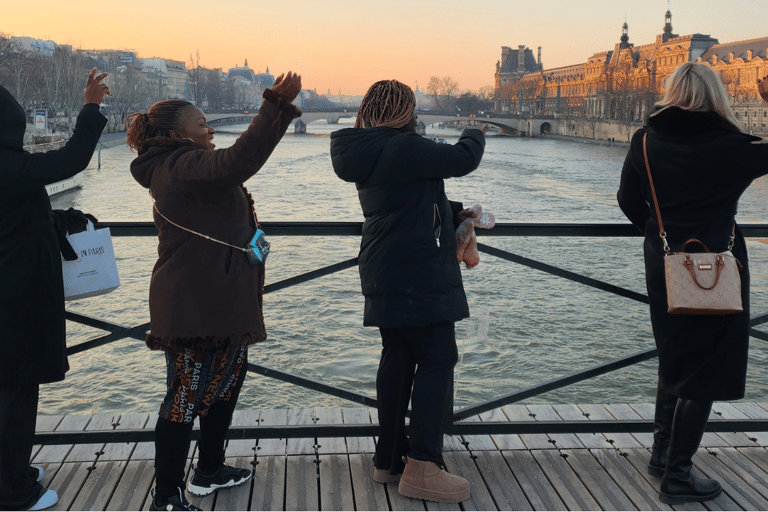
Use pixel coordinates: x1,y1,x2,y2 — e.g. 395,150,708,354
331,127,485,328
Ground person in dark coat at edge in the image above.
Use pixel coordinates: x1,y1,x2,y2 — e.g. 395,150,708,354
0,68,109,511
126,72,301,511
618,62,768,505
330,79,487,504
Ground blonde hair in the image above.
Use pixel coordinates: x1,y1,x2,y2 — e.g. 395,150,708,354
652,62,741,131
355,80,416,129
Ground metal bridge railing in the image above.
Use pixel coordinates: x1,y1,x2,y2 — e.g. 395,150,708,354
36,222,768,445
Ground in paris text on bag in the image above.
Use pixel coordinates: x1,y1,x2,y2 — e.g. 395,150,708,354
61,221,121,301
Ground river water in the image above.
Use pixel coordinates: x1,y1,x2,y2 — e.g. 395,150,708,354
45,119,768,416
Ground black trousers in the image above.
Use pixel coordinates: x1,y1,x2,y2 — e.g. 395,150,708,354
375,322,458,475
154,362,246,500
0,385,42,511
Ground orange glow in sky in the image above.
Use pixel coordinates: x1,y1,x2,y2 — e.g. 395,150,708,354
3,0,765,95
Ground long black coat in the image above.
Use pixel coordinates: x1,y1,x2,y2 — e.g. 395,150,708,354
330,127,485,328
618,107,768,401
0,87,106,386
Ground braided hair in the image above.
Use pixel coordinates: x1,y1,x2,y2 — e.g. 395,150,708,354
355,80,416,129
125,99,192,151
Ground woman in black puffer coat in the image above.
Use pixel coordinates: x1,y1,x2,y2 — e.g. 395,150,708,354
331,79,485,504
618,62,768,505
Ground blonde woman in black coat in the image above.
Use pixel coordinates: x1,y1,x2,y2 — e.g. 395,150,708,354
618,62,768,505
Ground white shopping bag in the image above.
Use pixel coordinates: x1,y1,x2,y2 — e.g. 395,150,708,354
61,221,120,300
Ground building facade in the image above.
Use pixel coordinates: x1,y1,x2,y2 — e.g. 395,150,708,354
495,11,768,134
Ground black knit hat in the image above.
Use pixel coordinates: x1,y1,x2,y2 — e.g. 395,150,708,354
0,84,27,152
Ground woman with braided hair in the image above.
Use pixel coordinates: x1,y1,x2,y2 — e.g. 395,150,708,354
331,79,487,504
126,72,301,511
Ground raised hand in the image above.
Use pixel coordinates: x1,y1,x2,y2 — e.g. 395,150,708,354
84,67,110,105
270,71,302,103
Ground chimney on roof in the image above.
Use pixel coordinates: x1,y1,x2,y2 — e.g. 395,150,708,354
537,46,542,70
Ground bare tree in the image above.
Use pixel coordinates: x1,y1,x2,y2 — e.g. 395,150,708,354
427,75,459,112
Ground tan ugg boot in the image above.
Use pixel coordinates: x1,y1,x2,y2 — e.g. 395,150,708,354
397,456,470,503
373,468,401,483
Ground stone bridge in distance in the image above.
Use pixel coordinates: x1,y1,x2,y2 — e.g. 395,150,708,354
207,110,558,137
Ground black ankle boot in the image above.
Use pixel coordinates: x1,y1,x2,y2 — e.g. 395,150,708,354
648,383,677,477
659,399,722,505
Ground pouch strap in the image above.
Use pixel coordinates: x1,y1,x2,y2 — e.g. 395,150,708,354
151,200,248,254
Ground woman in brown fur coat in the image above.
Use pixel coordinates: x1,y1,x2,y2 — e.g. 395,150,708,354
126,72,301,511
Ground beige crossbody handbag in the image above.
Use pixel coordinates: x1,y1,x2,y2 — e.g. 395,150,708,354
642,133,743,315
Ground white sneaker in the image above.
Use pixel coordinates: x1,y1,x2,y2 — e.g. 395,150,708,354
31,465,44,482
28,489,58,511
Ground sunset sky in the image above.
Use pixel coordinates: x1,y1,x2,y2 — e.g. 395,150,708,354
3,0,765,95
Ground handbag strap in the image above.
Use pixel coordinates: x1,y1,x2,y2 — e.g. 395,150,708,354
641,133,736,254
642,133,671,253
151,201,249,254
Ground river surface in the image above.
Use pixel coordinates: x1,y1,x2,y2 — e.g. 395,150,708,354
46,119,768,416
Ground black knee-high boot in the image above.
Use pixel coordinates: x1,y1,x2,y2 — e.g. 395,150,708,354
658,399,722,505
648,383,677,477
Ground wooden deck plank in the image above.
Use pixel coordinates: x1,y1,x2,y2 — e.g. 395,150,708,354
318,454,355,511
249,455,286,511
457,415,496,451
32,415,64,462
211,456,253,511
101,413,150,461
501,449,566,510
552,404,612,449
286,408,316,455
564,449,637,510
385,478,426,511
528,404,584,450
578,404,643,449
692,449,768,510
501,405,551,450
227,409,260,457
442,450,493,511
285,455,319,511
478,408,526,451
47,461,91,511
130,414,158,460
591,448,672,510
732,403,768,447
34,414,90,464
316,408,347,455
67,414,118,462
344,408,376,454
258,409,288,457
472,450,533,510
348,453,390,511
604,403,653,448
70,460,127,511
711,448,768,502
711,403,761,448
104,459,154,511
530,449,602,511
685,451,752,511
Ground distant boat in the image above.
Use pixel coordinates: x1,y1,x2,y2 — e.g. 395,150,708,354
46,173,83,198
24,135,83,198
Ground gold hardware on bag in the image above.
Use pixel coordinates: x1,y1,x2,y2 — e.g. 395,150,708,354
698,264,712,271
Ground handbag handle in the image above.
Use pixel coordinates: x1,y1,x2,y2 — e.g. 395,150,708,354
641,133,735,254
680,239,711,253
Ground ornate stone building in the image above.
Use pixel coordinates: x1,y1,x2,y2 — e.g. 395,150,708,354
495,10,768,134
225,60,275,109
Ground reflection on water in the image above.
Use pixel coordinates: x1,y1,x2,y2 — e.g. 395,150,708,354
46,119,768,415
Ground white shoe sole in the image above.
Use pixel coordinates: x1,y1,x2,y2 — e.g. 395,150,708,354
187,473,251,496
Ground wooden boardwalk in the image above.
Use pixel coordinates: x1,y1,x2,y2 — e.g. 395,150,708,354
31,402,768,511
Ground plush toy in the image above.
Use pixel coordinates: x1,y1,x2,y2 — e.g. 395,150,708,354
456,204,495,269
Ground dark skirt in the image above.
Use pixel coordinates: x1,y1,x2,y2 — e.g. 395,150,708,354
644,223,750,401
